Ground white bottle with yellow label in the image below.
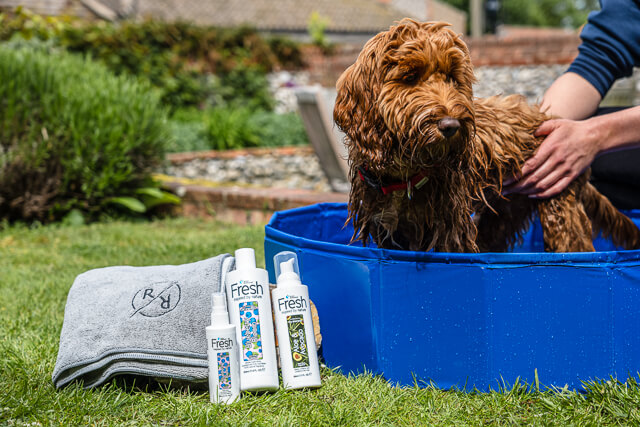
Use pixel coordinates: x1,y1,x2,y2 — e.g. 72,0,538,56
272,251,322,389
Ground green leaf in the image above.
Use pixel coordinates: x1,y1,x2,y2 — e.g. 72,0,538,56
105,196,147,213
135,187,165,199
135,187,181,209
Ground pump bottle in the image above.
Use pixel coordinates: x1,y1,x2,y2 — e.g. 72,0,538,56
206,292,240,404
272,251,322,389
225,248,279,392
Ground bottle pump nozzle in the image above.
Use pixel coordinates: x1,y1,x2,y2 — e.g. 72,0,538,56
274,251,302,286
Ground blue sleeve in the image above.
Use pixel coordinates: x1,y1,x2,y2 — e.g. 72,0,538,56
567,0,640,97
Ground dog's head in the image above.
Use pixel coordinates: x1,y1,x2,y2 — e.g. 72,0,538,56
334,20,476,174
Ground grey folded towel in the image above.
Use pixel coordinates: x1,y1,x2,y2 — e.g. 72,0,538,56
52,255,234,389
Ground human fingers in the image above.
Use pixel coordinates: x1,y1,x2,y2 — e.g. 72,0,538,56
517,129,562,179
505,131,564,192
503,119,576,194
528,176,574,199
503,154,559,194
503,174,517,187
503,120,562,188
515,166,568,196
533,119,559,137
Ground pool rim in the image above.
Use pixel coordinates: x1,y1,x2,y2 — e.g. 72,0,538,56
265,202,640,266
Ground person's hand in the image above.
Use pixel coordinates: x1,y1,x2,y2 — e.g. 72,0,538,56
503,118,601,198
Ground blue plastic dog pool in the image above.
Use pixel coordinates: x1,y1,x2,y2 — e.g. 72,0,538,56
264,203,640,391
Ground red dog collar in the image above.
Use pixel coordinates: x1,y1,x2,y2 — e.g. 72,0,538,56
357,165,430,198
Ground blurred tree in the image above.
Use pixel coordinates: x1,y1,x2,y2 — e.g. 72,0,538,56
443,0,600,30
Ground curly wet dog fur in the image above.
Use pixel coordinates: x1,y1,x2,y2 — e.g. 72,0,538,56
334,19,640,252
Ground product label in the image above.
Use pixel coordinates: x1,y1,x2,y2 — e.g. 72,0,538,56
277,295,307,314
239,301,263,361
230,280,264,299
211,337,233,351
287,314,310,369
217,352,232,391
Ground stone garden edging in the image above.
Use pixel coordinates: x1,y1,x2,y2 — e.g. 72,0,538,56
161,146,347,225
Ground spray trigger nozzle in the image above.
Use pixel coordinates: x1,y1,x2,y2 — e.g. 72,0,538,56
210,292,230,325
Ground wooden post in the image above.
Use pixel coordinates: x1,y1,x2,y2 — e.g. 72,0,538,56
471,0,484,37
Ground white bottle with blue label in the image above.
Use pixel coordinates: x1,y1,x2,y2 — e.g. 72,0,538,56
272,251,322,389
206,292,240,404
225,248,279,392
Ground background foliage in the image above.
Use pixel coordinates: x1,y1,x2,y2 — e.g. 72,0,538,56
202,108,308,151
0,8,310,158
0,43,171,222
443,0,600,29
0,8,303,110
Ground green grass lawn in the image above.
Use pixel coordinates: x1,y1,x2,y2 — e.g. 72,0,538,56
2,218,640,425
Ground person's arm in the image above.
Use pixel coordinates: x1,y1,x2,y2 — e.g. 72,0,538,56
503,0,640,198
502,72,602,196
539,72,602,119
504,104,640,198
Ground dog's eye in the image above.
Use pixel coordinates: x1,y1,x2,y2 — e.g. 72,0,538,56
403,72,420,85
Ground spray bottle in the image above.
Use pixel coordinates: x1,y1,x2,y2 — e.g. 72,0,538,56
206,292,240,404
225,248,279,392
272,251,322,389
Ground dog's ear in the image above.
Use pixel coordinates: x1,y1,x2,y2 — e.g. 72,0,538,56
333,37,397,170
333,63,358,134
448,30,477,98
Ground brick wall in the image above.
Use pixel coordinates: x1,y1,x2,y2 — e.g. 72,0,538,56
303,32,581,87
466,32,581,67
301,45,362,88
0,0,67,15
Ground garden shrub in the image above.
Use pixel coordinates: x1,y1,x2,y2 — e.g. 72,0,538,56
0,9,305,111
165,109,210,153
217,65,275,111
202,107,308,151
203,107,259,151
249,111,309,148
0,43,170,222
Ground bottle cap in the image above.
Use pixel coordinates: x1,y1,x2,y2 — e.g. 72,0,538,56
235,248,256,270
211,292,230,325
274,251,302,287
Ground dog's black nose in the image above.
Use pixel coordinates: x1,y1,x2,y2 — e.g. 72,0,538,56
438,117,461,138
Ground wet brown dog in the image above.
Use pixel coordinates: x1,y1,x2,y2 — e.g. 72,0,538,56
334,19,640,252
